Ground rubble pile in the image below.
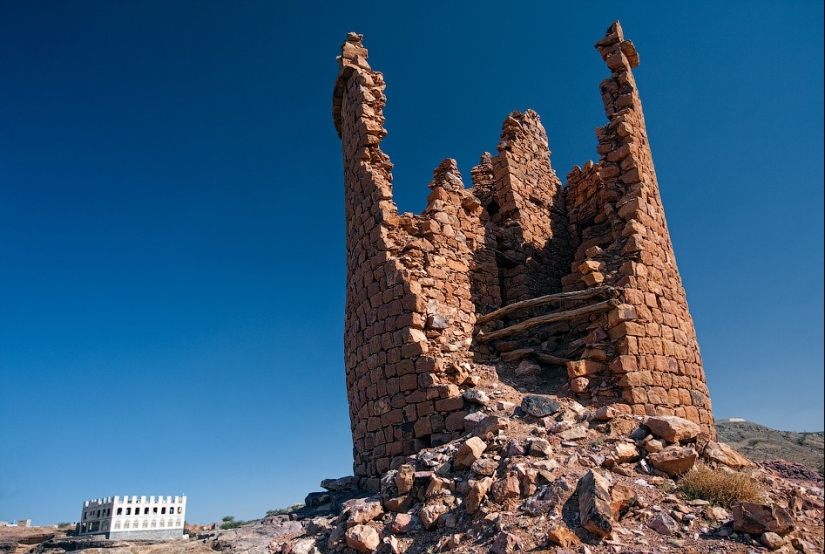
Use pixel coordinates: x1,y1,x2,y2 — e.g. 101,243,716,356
259,386,823,554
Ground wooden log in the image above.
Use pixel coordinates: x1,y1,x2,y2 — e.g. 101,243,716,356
476,286,617,325
532,352,572,366
476,299,618,343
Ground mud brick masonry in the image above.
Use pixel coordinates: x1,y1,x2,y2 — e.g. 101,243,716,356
332,22,714,478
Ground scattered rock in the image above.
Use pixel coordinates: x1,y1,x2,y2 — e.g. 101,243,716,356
521,394,561,417
578,469,614,537
466,478,492,514
760,531,785,550
491,531,520,554
419,504,448,531
547,523,580,547
345,524,380,553
732,502,794,536
702,440,752,469
463,389,489,405
644,415,702,443
454,437,487,469
647,446,697,476
648,512,679,535
515,359,541,376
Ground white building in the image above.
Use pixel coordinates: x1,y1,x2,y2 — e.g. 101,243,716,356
78,495,186,540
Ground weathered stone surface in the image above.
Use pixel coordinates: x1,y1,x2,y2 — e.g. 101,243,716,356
466,478,492,514
390,513,413,534
335,22,716,479
471,458,498,476
419,504,448,531
515,359,541,376
760,532,785,550
348,499,383,525
490,531,520,554
462,389,489,405
702,440,752,469
395,465,414,494
454,437,487,469
472,416,509,439
547,524,580,547
647,446,697,476
345,525,380,553
648,512,678,535
491,473,521,503
732,503,794,536
645,416,702,443
609,482,637,518
521,395,561,417
577,469,613,537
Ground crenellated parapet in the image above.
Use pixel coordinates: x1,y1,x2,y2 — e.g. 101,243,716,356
334,22,715,479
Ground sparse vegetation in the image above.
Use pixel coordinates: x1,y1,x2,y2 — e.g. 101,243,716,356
56,522,71,528
266,504,304,517
678,464,765,508
219,516,243,529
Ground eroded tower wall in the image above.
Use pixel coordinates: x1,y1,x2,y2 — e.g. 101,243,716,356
333,23,715,478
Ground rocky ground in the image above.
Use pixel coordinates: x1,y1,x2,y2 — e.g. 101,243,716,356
5,378,822,554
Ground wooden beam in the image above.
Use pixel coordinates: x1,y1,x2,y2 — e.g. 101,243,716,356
476,286,617,325
476,299,618,343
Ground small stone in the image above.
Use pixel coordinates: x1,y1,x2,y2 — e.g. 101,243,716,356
471,458,498,476
528,438,553,458
454,436,487,469
395,464,414,494
465,477,492,514
547,523,581,547
491,473,521,503
557,425,588,441
760,532,785,550
463,411,487,431
491,531,520,554
705,506,730,521
390,513,413,534
515,359,541,376
463,389,489,405
348,498,383,525
570,376,589,393
345,524,381,553
648,512,679,535
419,504,448,530
610,483,637,519
521,394,561,417
473,415,509,439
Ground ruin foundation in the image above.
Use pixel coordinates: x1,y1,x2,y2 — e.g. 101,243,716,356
333,22,714,478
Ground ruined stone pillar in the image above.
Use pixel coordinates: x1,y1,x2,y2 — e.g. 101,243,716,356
564,22,714,436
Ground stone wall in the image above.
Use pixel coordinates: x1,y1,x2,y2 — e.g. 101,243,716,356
333,22,714,478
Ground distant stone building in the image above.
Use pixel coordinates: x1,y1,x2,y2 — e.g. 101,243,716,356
78,495,186,540
333,21,715,479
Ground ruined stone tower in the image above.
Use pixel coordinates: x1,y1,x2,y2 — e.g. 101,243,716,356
333,22,714,478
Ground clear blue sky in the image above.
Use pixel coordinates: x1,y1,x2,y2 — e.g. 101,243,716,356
1,1,822,526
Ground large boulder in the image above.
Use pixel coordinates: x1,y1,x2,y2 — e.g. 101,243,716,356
577,469,613,538
644,416,702,443
732,503,794,536
647,445,697,476
345,525,381,553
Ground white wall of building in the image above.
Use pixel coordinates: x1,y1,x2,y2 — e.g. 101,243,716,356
79,495,186,539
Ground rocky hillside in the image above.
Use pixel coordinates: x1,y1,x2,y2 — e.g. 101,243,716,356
716,420,824,475
5,400,823,554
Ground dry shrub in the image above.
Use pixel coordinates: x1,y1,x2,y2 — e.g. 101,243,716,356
678,464,765,507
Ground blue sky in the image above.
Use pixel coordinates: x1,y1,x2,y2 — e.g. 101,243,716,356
1,1,822,526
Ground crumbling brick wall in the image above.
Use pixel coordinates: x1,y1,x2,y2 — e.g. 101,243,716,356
332,22,714,478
